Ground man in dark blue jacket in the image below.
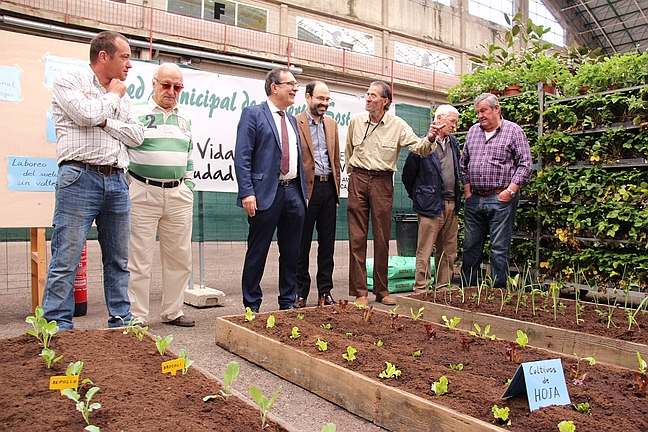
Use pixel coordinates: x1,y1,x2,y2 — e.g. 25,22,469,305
402,105,461,290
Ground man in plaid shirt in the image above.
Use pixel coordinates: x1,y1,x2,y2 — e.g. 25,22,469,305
459,93,532,289
42,31,144,330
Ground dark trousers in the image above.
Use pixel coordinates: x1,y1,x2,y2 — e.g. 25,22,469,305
296,178,337,299
347,169,394,300
241,183,305,311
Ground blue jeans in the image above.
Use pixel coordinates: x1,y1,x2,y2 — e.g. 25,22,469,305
42,165,132,330
460,193,519,288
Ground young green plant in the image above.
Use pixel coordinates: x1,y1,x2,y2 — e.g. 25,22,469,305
155,334,173,356
244,307,256,322
25,306,59,349
40,347,63,369
441,315,460,329
468,323,496,340
61,386,101,430
378,361,402,379
557,420,576,432
266,315,275,328
431,376,448,395
410,306,425,320
248,386,281,429
342,346,357,362
491,405,510,426
178,348,194,375
316,338,328,352
204,360,240,401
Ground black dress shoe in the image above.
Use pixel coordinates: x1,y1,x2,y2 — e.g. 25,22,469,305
294,296,306,308
320,293,335,306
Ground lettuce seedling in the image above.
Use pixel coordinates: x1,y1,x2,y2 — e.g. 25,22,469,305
573,402,591,414
40,347,63,369
410,306,425,320
449,363,463,371
491,405,510,425
424,324,436,340
336,300,349,313
155,334,173,356
412,350,421,357
290,326,300,339
378,361,401,379
570,353,595,385
431,376,448,395
316,338,328,352
26,306,58,349
388,305,400,316
62,386,101,428
636,352,646,374
321,323,332,330
363,305,374,322
390,313,403,330
557,420,576,432
442,315,460,329
178,349,194,375
244,307,256,322
346,332,355,338
468,323,496,340
374,340,383,347
249,386,281,428
633,352,648,395
515,330,528,347
460,337,471,351
297,313,305,320
342,346,357,362
506,342,521,363
266,315,275,328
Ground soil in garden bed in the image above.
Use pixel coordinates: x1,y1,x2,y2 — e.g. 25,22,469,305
0,329,287,432
230,306,648,432
410,288,648,345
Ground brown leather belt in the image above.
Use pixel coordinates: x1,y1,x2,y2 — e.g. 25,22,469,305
315,175,331,182
352,167,393,176
129,170,182,188
473,189,503,196
59,160,123,175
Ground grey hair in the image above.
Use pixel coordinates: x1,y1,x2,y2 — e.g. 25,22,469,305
474,93,500,109
153,63,183,81
434,104,459,119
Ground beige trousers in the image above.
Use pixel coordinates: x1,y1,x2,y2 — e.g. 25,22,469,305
127,177,193,323
414,201,458,289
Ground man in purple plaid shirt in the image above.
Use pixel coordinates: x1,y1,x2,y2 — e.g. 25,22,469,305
459,93,533,288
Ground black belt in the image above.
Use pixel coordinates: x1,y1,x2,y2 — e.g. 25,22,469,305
129,171,182,188
278,178,297,187
352,167,393,176
315,175,331,182
473,189,503,196
59,160,123,175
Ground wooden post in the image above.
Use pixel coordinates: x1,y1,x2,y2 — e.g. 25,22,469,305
30,227,47,313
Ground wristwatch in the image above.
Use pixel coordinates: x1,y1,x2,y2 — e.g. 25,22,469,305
506,187,516,197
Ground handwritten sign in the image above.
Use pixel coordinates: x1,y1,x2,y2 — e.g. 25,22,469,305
7,156,58,191
43,55,88,89
162,358,185,376
0,65,21,102
49,375,79,393
502,358,570,412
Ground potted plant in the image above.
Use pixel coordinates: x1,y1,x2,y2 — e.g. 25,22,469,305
521,53,569,95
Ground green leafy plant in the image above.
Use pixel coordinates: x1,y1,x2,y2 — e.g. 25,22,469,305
491,405,511,425
320,323,332,330
374,340,383,347
266,315,275,328
570,353,596,385
25,306,58,349
40,347,63,369
388,305,400,316
61,386,101,429
117,316,148,340
342,346,357,362
557,420,576,432
244,307,256,322
516,330,529,347
431,376,448,396
155,334,173,356
633,352,648,395
290,326,300,339
412,350,421,357
449,363,464,371
321,424,336,432
297,313,305,320
468,323,496,340
410,306,425,320
204,360,240,401
178,348,194,375
378,361,402,379
573,402,591,414
248,386,281,429
345,332,354,337
316,338,328,352
441,315,460,329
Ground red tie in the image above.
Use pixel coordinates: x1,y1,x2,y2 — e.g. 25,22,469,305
278,110,289,175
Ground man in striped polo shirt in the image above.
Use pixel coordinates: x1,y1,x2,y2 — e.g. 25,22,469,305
127,63,195,327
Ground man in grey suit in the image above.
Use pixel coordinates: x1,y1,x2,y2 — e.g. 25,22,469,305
234,68,308,312
294,81,341,308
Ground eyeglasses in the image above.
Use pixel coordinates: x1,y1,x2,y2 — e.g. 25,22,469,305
276,81,299,87
441,115,459,126
154,78,184,92
313,96,332,102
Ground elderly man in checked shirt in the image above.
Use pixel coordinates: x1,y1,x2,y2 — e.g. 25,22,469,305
459,93,533,289
42,31,144,330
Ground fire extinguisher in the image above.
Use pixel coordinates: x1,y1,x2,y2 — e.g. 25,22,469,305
73,242,88,317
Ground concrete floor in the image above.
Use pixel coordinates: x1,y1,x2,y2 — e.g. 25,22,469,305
0,239,412,432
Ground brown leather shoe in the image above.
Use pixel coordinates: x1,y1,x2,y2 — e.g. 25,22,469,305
355,296,368,306
320,293,336,306
380,295,397,306
163,315,195,327
294,296,306,308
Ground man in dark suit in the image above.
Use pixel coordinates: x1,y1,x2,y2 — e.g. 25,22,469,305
234,68,308,312
294,81,341,308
